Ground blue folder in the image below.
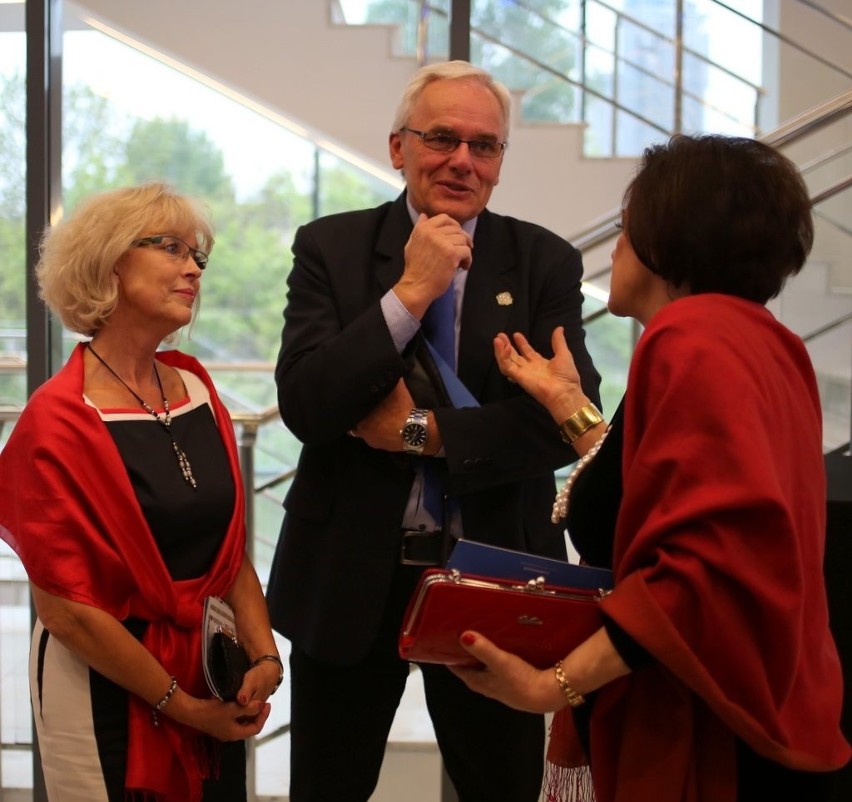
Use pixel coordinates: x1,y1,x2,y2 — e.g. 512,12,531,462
447,539,613,591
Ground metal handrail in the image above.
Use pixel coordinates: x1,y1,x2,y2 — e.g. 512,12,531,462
811,174,852,208
762,88,852,149
801,311,852,345
712,0,852,81
798,0,852,30
567,87,852,250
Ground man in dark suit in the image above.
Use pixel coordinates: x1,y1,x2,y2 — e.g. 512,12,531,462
266,60,601,802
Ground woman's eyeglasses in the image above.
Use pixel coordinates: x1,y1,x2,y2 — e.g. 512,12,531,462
132,235,209,270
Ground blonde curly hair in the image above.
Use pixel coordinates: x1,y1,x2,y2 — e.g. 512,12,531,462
36,182,214,336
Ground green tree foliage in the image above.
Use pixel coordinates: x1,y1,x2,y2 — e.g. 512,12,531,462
0,72,26,332
62,83,126,211
119,117,236,204
0,72,25,221
207,172,314,363
318,159,399,217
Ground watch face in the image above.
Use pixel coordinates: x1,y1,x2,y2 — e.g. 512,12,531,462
402,423,428,447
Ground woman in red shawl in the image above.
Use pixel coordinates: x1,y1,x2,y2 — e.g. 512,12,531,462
0,183,282,802
451,135,849,801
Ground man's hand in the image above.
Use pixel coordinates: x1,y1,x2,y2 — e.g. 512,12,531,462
351,380,420,452
394,213,473,319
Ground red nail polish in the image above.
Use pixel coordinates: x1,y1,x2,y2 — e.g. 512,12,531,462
461,632,476,646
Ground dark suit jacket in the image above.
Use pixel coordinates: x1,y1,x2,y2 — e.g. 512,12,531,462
266,193,601,663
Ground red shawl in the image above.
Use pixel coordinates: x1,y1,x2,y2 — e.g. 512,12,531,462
549,295,849,802
0,343,246,801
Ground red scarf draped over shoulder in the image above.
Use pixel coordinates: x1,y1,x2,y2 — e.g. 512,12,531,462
548,295,849,802
0,343,246,802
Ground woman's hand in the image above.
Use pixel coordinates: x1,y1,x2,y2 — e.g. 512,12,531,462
493,327,588,424
448,631,566,714
224,553,283,703
235,658,282,705
167,689,271,742
451,628,631,715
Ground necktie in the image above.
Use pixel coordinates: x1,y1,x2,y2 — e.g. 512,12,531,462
419,282,456,522
420,283,456,370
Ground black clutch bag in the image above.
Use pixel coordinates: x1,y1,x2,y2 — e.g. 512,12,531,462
207,631,251,702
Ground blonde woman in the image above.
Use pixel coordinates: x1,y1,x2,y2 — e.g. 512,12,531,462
0,183,281,802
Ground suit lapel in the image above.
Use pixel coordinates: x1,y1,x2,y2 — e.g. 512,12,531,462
458,211,519,397
375,193,413,294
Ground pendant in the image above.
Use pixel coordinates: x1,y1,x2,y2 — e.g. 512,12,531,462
172,440,198,489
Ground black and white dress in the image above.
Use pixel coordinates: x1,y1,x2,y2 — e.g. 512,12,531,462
29,370,246,802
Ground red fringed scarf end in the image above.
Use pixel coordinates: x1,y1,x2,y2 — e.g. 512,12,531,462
544,709,597,802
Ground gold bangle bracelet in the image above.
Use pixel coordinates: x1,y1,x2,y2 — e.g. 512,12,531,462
559,404,604,445
554,661,585,707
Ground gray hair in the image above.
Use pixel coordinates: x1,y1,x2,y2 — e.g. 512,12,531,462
391,60,511,134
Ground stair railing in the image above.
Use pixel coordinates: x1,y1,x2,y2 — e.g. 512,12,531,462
404,0,850,157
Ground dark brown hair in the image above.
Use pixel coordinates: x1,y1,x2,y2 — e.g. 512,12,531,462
623,134,813,303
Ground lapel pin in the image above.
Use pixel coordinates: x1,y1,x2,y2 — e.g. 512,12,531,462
496,292,513,306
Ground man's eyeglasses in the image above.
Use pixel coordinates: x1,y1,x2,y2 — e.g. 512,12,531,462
400,127,507,160
131,235,209,270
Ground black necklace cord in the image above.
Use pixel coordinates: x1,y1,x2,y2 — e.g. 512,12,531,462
87,342,198,489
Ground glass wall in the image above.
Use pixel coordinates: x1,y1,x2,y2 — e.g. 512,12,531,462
0,3,29,793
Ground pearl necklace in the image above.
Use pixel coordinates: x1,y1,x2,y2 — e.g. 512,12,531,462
87,343,198,490
552,427,610,523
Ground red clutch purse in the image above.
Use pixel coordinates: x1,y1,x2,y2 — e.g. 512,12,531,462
398,568,611,668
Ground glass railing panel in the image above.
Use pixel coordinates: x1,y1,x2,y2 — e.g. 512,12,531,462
686,54,759,136
471,0,582,123
614,111,664,157
808,319,851,453
761,14,851,131
584,95,617,155
809,178,851,453
769,167,851,451
340,0,845,160
583,299,633,418
688,0,764,128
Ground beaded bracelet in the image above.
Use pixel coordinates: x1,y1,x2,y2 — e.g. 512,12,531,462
152,676,178,726
559,404,604,445
252,654,284,695
554,661,585,707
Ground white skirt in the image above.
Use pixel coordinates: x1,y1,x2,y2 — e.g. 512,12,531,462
30,619,115,801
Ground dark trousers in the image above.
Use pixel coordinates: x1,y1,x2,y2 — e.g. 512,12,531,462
288,563,545,802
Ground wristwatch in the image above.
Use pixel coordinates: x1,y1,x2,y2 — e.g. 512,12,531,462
401,408,429,455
